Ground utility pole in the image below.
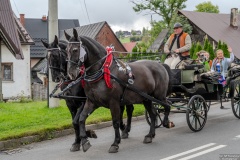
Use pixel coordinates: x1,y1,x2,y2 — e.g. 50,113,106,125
48,0,59,108
0,38,3,101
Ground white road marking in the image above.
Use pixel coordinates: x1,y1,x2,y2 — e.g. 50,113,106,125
178,145,226,160
235,135,240,138
160,143,216,160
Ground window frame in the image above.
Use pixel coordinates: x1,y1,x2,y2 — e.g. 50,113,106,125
1,62,13,81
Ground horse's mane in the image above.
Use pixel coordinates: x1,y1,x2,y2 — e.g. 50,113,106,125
79,36,106,55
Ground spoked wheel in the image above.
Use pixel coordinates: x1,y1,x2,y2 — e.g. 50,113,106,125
231,81,240,119
145,103,163,128
186,95,208,132
206,100,211,112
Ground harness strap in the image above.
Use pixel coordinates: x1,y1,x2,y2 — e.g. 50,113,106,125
110,73,171,108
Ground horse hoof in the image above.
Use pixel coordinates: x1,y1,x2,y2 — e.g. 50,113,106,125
163,121,175,128
169,122,175,128
82,140,91,152
143,136,152,143
108,145,119,153
70,143,80,152
121,132,129,139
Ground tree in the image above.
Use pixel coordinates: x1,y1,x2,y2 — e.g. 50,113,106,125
195,1,219,13
149,20,166,45
131,0,187,27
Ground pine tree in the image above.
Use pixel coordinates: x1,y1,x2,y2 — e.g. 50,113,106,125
222,42,230,58
193,42,202,59
217,40,222,50
190,42,196,59
209,45,215,60
203,38,209,50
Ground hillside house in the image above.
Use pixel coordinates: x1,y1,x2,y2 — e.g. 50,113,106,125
0,0,34,100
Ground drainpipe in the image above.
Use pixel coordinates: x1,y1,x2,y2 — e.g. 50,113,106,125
0,38,2,101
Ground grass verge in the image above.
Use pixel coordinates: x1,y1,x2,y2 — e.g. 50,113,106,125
0,100,145,141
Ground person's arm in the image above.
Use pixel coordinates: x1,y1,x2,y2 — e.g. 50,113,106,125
164,37,171,54
226,46,234,63
226,52,234,63
178,34,192,53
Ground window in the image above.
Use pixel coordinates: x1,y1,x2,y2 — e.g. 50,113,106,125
1,63,13,81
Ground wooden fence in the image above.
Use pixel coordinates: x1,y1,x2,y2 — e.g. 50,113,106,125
31,83,47,100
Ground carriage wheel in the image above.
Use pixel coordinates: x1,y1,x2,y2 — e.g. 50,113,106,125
206,100,211,112
231,82,240,119
145,103,163,128
186,95,207,132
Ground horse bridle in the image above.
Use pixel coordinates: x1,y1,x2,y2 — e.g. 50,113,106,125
47,47,67,79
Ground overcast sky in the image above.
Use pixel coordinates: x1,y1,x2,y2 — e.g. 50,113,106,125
10,0,240,32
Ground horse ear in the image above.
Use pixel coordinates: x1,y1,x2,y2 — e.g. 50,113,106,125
41,39,49,48
73,28,78,39
54,35,58,45
64,30,71,41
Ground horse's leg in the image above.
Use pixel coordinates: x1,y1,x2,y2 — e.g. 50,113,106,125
121,104,134,139
143,100,156,143
162,99,175,128
119,105,126,131
65,100,81,152
79,100,96,152
108,101,121,153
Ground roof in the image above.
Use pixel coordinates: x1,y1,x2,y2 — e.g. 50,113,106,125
24,18,80,58
0,0,24,59
147,29,169,52
179,10,240,58
123,42,137,52
32,58,47,72
60,21,105,40
60,21,127,53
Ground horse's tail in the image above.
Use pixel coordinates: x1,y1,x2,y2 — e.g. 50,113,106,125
162,64,172,96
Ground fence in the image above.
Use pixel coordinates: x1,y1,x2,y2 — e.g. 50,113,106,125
31,83,47,100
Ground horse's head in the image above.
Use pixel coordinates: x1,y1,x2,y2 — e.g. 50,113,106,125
65,28,87,80
41,35,67,82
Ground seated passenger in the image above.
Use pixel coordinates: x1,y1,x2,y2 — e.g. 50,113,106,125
195,50,211,72
211,46,234,85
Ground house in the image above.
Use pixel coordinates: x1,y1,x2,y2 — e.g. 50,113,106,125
149,8,240,58
123,42,137,53
61,21,127,55
0,0,34,100
147,29,169,52
18,14,80,83
178,9,240,57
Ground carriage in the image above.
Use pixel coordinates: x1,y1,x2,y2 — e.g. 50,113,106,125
145,61,240,132
45,30,240,153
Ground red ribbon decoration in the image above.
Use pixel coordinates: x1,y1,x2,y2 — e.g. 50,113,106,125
80,65,85,87
103,47,113,88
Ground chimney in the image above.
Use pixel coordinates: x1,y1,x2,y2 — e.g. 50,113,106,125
230,8,238,29
20,14,25,26
42,15,47,21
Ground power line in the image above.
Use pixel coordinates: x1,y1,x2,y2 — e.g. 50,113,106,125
83,0,91,24
12,0,20,15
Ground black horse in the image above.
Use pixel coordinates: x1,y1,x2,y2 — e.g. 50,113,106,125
65,29,173,153
42,36,134,151
41,36,97,152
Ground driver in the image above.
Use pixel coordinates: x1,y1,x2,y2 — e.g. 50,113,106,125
164,22,192,69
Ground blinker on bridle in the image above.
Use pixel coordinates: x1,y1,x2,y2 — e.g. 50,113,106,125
67,41,87,67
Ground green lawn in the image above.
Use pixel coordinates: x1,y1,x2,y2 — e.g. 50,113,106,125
119,37,130,43
0,100,145,141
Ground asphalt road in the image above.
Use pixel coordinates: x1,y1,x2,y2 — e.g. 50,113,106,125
1,102,240,160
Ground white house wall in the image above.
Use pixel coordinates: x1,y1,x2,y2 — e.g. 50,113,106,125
2,44,31,99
